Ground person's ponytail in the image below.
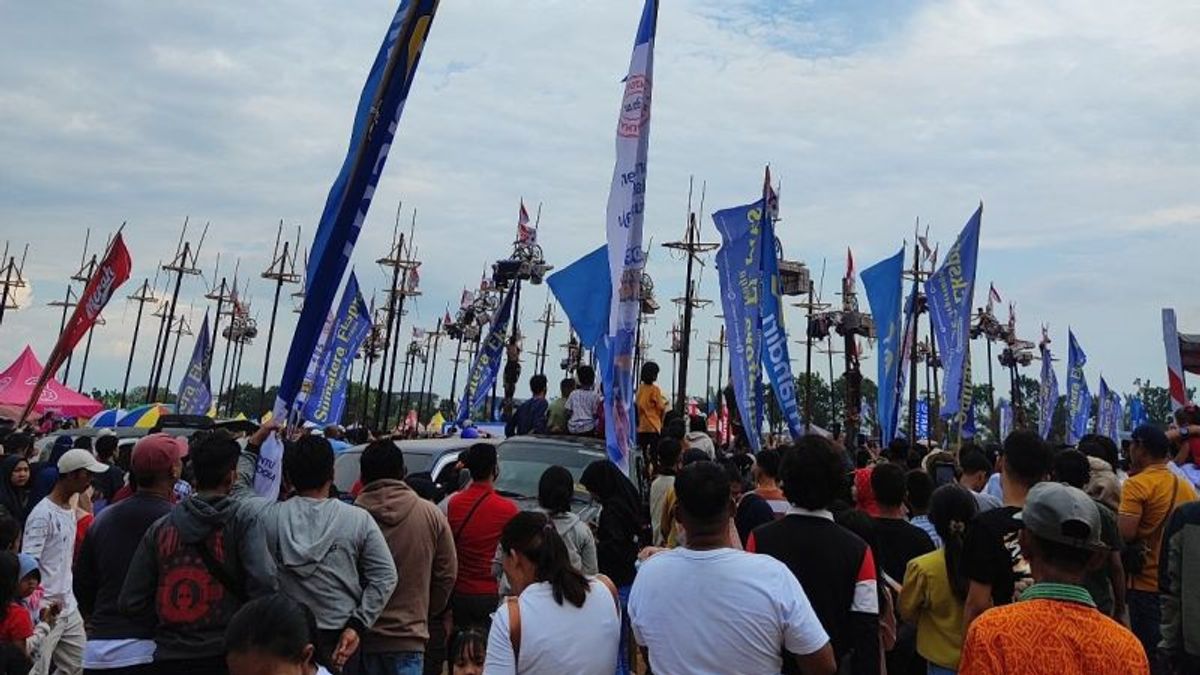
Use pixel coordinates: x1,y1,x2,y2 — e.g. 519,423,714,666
501,511,590,608
929,484,978,601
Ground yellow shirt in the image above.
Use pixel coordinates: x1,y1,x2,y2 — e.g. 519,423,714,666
899,548,964,669
635,383,667,433
1118,464,1197,591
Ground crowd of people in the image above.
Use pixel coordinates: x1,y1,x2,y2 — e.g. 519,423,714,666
0,367,1199,674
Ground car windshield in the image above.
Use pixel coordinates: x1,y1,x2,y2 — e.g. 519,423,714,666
493,439,607,501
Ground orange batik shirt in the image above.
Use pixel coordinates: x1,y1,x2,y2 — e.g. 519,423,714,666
959,583,1149,675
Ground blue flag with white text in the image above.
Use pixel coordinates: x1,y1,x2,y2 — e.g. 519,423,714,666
457,286,516,424
925,204,982,419
274,0,441,423
759,186,804,441
998,398,1013,441
714,199,765,452
302,273,371,426
177,312,212,416
1066,330,1091,445
601,0,659,472
861,247,905,445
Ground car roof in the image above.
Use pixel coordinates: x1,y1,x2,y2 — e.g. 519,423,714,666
340,436,501,458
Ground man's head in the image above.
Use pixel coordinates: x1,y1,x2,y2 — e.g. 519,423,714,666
55,448,108,495
1077,434,1119,472
360,439,405,485
94,434,119,463
884,438,910,464
958,446,993,492
870,461,907,510
1017,482,1104,581
131,433,188,491
674,461,731,540
576,364,595,389
323,425,344,440
1052,449,1091,490
640,361,659,386
655,438,682,475
528,374,548,398
906,469,934,514
559,378,576,398
463,443,498,482
781,436,846,511
191,433,242,493
754,448,782,484
1000,430,1053,489
3,433,31,460
689,415,707,434
283,435,335,494
1129,425,1171,470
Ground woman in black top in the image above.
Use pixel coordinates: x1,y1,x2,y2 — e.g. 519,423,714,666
580,460,641,675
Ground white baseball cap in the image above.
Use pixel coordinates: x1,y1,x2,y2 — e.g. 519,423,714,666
57,449,109,475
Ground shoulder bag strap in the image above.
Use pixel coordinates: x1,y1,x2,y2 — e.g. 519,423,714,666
506,596,522,666
192,537,246,604
453,491,492,543
596,573,621,616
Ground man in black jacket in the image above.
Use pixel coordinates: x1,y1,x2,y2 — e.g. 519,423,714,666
75,433,184,674
748,436,881,675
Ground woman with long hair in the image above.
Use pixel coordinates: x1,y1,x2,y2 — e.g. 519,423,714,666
899,483,978,674
0,458,31,526
579,461,641,675
484,512,620,675
225,593,331,675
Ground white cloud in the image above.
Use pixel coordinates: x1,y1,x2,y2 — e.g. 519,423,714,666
0,0,1196,410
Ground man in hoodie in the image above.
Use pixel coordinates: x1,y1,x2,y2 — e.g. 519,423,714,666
235,434,397,673
355,440,457,675
75,434,183,674
118,432,276,675
685,415,716,459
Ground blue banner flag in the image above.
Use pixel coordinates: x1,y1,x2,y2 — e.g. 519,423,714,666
457,286,516,424
1108,391,1123,442
1038,344,1059,440
925,204,982,419
547,246,610,349
1066,329,1091,445
602,0,659,472
760,183,804,441
861,247,905,445
1096,377,1121,444
713,199,765,452
177,312,212,416
998,398,1013,441
302,273,372,426
274,0,441,423
916,399,930,440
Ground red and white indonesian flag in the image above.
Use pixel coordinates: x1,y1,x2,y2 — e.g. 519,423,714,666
844,248,856,290
22,232,132,418
460,289,474,309
988,283,1001,311
1164,308,1188,411
406,265,420,293
516,200,536,244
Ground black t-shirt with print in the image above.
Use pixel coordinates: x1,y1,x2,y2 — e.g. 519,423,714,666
962,505,1029,607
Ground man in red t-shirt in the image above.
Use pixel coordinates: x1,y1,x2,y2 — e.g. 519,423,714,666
444,443,517,639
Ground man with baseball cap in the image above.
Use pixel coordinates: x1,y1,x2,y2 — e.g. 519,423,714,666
959,482,1148,674
75,433,185,674
23,447,108,674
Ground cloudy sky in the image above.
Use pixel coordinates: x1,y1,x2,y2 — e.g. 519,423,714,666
2,0,1198,414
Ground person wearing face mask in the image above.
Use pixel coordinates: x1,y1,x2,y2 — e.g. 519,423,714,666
483,511,621,674
225,594,332,675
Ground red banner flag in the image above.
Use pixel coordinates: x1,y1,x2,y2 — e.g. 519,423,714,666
22,233,132,418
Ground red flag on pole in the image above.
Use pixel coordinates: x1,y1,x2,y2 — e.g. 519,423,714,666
22,232,132,419
516,200,536,244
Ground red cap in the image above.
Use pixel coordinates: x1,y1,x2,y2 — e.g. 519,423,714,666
131,433,188,477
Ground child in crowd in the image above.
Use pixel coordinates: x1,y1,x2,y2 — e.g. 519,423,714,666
450,627,486,675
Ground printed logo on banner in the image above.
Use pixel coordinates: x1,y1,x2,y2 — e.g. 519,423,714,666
619,75,650,138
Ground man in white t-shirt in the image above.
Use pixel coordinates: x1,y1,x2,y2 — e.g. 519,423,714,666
24,448,109,675
628,461,836,675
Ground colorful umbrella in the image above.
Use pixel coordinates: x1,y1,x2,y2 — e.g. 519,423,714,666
87,408,122,428
117,403,172,428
